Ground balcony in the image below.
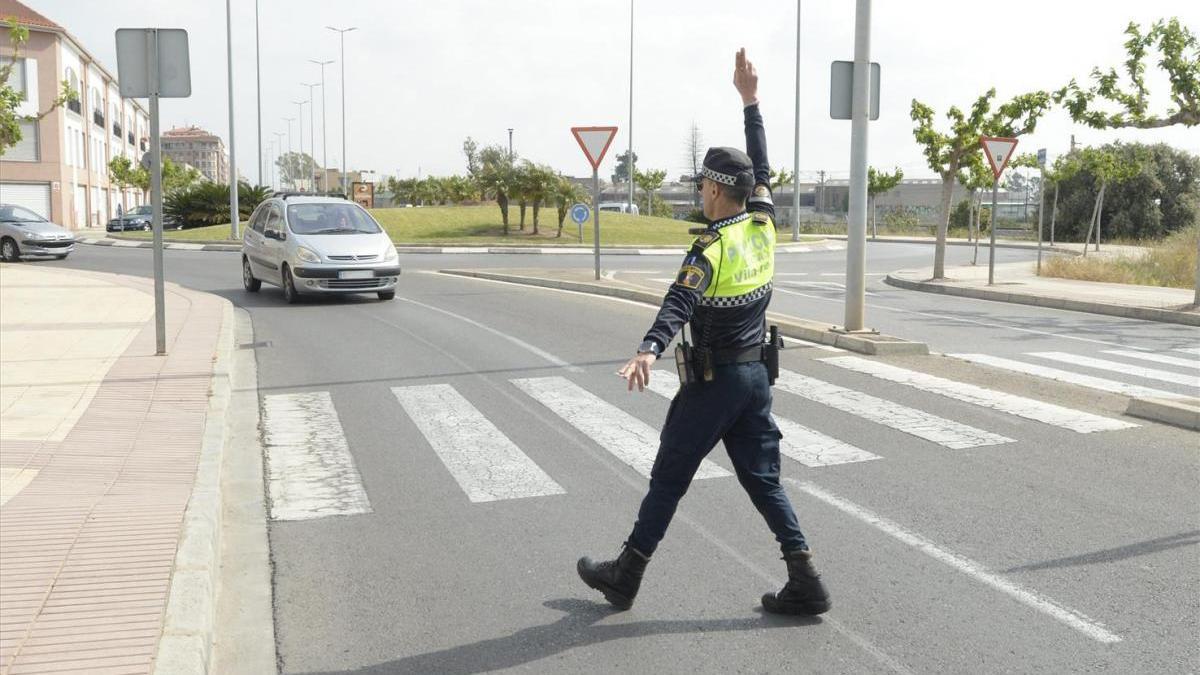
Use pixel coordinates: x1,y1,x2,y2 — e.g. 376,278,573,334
92,110,104,128
67,99,81,115
128,132,135,145
113,123,122,139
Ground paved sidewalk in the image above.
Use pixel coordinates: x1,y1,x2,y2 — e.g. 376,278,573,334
0,265,228,673
885,260,1199,326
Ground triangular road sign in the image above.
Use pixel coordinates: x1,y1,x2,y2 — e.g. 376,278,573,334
572,126,618,170
980,136,1019,179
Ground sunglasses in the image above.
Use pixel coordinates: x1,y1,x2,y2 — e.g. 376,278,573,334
695,176,706,192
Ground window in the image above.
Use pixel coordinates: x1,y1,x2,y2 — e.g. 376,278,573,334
250,203,270,233
9,58,26,97
7,120,39,161
65,68,81,114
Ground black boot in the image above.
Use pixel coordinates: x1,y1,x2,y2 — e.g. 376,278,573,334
762,549,830,615
577,542,650,610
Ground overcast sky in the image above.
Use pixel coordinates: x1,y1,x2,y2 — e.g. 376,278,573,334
28,0,1200,184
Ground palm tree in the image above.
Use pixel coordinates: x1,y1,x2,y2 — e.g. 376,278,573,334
524,163,558,235
553,175,589,237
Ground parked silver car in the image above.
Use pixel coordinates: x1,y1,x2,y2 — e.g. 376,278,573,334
0,204,75,261
241,194,400,303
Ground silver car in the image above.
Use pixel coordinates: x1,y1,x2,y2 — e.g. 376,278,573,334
0,204,76,261
241,195,400,303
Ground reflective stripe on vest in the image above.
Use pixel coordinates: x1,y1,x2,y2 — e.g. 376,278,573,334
698,213,775,301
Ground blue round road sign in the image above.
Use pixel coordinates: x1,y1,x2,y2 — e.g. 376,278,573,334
570,203,590,225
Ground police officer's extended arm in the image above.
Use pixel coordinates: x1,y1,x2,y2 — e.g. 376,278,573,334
735,49,775,220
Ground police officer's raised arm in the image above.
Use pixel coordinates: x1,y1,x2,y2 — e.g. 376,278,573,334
735,49,775,220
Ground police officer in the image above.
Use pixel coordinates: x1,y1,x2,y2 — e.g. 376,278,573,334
577,48,829,616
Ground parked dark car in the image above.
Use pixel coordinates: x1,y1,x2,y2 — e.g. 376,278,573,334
106,205,180,232
0,204,75,261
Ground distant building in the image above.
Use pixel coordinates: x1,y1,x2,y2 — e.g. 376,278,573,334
0,0,150,228
161,126,229,184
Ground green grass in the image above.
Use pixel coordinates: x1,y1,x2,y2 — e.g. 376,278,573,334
117,205,823,246
1041,225,1198,289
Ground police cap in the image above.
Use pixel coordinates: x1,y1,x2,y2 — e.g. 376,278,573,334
699,147,754,188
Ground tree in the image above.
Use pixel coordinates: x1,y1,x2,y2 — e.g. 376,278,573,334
478,144,515,233
633,167,666,217
521,163,558,235
613,149,638,184
463,136,484,199
108,156,149,195
866,167,903,238
1,18,78,155
1056,18,1199,130
276,151,318,189
768,167,794,194
682,122,704,206
910,88,1051,278
162,156,202,194
552,175,589,238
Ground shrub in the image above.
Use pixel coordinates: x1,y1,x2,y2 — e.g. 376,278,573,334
166,182,270,228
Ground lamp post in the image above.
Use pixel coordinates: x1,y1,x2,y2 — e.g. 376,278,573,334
254,0,262,186
272,131,285,190
225,0,239,238
292,100,308,190
281,118,294,188
302,82,320,191
327,26,357,194
507,128,513,162
310,58,334,191
627,0,634,214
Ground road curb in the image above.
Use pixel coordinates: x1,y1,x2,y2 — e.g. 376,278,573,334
80,236,843,256
882,272,1200,326
440,269,928,356
823,234,1079,255
152,299,236,674
1125,396,1200,431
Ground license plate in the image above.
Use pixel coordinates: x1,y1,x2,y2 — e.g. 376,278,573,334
338,270,373,280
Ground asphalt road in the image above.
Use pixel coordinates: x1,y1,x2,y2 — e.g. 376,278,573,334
38,241,1200,673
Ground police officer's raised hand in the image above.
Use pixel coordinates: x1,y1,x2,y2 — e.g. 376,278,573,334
617,353,656,392
733,47,758,106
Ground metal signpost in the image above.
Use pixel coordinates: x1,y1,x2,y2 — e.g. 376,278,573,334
980,136,1019,286
1036,148,1047,276
570,203,590,244
116,28,191,356
571,127,619,280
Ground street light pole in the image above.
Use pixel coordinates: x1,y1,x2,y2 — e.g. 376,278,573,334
225,0,239,239
292,100,308,189
310,59,334,191
302,82,319,191
282,118,294,187
507,128,513,162
627,0,634,214
272,131,285,190
255,0,262,186
327,26,357,194
843,0,872,333
792,0,802,241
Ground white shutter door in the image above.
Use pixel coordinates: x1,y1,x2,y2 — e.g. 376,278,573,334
1,183,51,218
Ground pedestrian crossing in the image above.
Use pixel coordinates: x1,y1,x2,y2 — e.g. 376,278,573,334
261,347,1179,518
1027,352,1200,388
951,352,1198,400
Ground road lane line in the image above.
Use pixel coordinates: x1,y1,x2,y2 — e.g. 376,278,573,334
645,371,881,467
1100,349,1200,371
512,376,730,480
1174,347,1200,355
819,356,1137,433
787,479,1122,644
775,370,1013,449
397,296,583,373
262,392,372,521
1028,352,1200,388
949,354,1188,399
392,384,565,503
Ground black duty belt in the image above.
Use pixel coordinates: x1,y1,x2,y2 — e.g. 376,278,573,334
707,345,766,365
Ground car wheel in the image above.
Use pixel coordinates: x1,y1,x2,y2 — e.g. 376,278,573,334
281,265,300,304
377,290,395,301
0,237,20,262
242,257,261,292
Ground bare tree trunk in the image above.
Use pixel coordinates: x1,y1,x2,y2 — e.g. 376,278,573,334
972,195,982,266
1094,184,1106,252
532,200,540,235
1081,181,1105,257
519,201,527,229
1049,183,1059,245
499,195,509,235
933,173,956,279
870,196,876,239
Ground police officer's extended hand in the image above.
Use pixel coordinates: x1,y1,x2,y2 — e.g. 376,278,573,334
617,353,656,392
734,47,758,106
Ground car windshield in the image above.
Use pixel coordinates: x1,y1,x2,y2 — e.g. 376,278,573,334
130,206,152,216
0,205,47,223
286,203,382,235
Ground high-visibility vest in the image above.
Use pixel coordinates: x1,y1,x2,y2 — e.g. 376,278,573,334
697,212,775,304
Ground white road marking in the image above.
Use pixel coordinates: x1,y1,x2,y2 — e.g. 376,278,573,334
1028,352,1200,388
262,392,372,521
392,384,564,503
819,356,1137,433
1100,349,1200,371
949,354,1188,399
397,296,583,373
1174,347,1200,355
774,272,810,276
788,479,1122,644
512,376,731,479
643,371,881,467
0,468,38,506
775,370,1014,449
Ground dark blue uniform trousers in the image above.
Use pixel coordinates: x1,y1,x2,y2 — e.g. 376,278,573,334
627,361,809,556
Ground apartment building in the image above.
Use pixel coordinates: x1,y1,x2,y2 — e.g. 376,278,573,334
161,125,229,184
0,0,149,229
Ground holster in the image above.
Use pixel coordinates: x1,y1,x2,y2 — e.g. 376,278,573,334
675,343,696,386
764,325,782,385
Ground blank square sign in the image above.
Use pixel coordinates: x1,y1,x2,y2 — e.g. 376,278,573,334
115,28,191,98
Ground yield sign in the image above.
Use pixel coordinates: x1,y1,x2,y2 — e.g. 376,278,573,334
980,136,1019,179
571,126,618,170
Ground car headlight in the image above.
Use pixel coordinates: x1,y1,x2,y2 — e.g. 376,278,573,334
383,243,398,261
295,246,321,264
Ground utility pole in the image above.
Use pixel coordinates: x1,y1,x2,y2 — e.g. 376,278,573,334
791,0,802,241
627,0,635,214
255,0,262,185
327,26,357,194
507,128,513,162
292,99,307,189
225,0,239,239
842,0,872,333
310,59,333,191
